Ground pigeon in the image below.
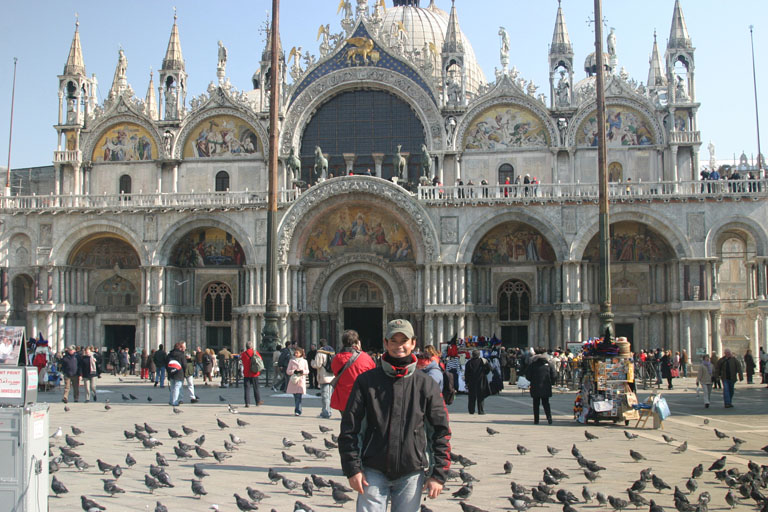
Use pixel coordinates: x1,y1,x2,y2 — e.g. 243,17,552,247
227,404,239,414
627,489,649,507
174,446,192,459
219,395,227,402
144,474,161,493
686,478,698,494
157,471,174,488
64,406,70,412
301,430,316,440
652,474,671,492
571,445,582,458
246,487,269,502
168,429,183,439
142,438,163,449
584,469,600,482
147,396,153,402
458,503,489,512
629,449,646,462
66,434,84,448
144,423,158,434
662,434,676,444
51,476,69,496
236,418,249,427
311,474,331,489
608,495,629,511
691,464,703,479
517,444,530,455
582,485,594,503
732,437,746,445
708,456,726,471
714,429,729,440
230,433,245,445
303,444,318,456
282,477,300,492
649,499,665,512
135,431,150,442
624,430,639,440
195,446,213,459
301,476,315,498
155,502,168,512
331,434,339,443
178,440,195,451
725,489,739,508
213,450,231,463
547,446,560,456
128,394,137,400
503,461,513,474
727,444,740,453
182,425,196,435
80,495,106,511
543,472,560,486
445,469,461,481
584,430,599,441
332,487,354,505
486,427,499,436
191,479,208,498
452,483,473,499
49,459,60,474
224,440,237,452
324,438,338,450
674,441,688,453
460,468,479,483
319,425,333,433
630,479,646,493
268,468,284,484
640,468,654,481
296,501,316,512
282,437,296,448
596,492,608,505
156,452,169,466
122,393,130,401
508,498,529,511
194,464,210,479
556,489,578,504
60,446,79,457
216,418,229,429
97,459,115,474
102,478,125,496
104,403,111,411
74,458,90,471
330,480,353,493
585,460,606,473
195,434,206,446
71,425,84,436
282,451,300,464
562,504,578,512
531,487,550,505
123,430,135,440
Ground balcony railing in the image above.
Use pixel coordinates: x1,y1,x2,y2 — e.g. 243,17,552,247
1,179,765,213
669,131,701,144
53,150,82,163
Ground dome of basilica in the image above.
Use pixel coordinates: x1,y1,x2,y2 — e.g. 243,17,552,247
380,1,486,95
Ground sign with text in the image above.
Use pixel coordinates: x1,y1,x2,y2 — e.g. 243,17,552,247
0,368,24,398
0,326,24,366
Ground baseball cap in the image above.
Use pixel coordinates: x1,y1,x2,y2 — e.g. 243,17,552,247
68,345,76,351
385,319,414,340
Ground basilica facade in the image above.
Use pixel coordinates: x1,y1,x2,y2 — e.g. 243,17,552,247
1,0,767,358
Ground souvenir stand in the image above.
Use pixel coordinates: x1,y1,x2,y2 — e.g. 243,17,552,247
574,337,639,425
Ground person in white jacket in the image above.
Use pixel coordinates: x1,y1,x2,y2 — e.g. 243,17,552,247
696,354,714,408
311,341,336,419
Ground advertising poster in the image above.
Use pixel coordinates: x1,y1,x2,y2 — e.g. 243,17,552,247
0,326,25,366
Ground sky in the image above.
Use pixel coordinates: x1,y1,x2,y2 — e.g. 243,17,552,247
0,0,766,170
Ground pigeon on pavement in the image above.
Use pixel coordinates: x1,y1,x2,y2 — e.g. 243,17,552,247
234,493,259,511
584,430,599,441
80,495,106,511
191,479,208,498
51,476,69,496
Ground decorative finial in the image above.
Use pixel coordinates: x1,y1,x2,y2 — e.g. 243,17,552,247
173,6,177,22
653,29,657,42
75,12,79,29
149,66,153,77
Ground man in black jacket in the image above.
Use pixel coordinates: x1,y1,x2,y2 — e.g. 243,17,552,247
60,345,81,403
339,319,451,511
525,347,558,424
153,344,167,388
464,350,491,415
167,341,188,407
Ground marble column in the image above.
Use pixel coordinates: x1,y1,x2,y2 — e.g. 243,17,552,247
763,314,768,351
424,315,433,345
424,265,431,305
458,265,466,304
758,260,767,299
710,261,720,300
750,314,760,358
713,311,723,355
436,316,444,345
438,266,444,305
457,314,465,338
342,153,355,174
372,153,384,178
701,311,710,354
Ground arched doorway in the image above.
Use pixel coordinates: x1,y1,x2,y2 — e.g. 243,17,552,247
9,274,33,328
203,282,233,350
342,281,385,352
498,279,531,348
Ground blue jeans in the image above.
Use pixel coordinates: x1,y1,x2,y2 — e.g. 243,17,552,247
156,366,166,387
169,379,183,405
320,384,333,418
722,379,736,405
293,393,303,415
356,467,425,512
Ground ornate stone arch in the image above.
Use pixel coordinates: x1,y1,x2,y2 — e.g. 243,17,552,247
280,68,445,156
277,176,439,265
456,96,559,151
571,209,693,261
0,228,34,266
705,217,768,258
309,254,409,313
568,97,664,147
49,220,146,267
82,112,164,163
152,215,256,267
456,209,568,264
174,106,268,161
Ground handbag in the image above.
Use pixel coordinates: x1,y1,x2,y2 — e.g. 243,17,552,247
289,372,304,386
670,368,679,378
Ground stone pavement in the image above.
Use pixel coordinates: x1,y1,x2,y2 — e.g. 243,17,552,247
43,374,768,511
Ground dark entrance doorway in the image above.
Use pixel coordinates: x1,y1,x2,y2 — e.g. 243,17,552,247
104,325,136,351
501,325,528,348
206,326,231,351
344,307,383,352
615,323,634,350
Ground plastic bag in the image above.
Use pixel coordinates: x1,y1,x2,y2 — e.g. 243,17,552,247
653,396,671,420
517,376,530,389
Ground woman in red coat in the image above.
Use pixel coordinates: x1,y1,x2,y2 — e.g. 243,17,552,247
330,330,376,412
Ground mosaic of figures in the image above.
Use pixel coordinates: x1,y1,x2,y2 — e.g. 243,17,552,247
171,228,245,267
183,115,260,158
303,205,414,263
464,105,549,150
472,222,556,264
93,123,157,162
577,106,655,147
584,222,674,263
69,237,140,269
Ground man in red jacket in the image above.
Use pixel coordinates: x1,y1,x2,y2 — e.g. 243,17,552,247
241,341,263,407
331,330,376,412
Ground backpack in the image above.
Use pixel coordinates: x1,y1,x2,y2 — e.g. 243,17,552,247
167,358,182,379
441,369,456,405
322,352,335,374
249,352,264,374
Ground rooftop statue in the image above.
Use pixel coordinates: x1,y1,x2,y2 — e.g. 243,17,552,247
499,27,510,72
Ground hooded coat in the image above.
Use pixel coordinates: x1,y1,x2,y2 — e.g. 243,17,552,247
525,353,557,399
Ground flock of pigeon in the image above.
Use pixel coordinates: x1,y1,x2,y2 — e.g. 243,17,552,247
438,426,768,512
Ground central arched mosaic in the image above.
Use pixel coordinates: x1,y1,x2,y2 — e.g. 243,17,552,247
170,228,245,267
464,105,549,150
472,222,556,264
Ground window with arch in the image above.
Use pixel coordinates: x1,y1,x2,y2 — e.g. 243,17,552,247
203,282,233,322
119,174,132,194
498,163,514,184
498,279,530,321
215,171,230,192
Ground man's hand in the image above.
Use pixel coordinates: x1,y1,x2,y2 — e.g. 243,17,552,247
423,477,443,499
348,472,368,494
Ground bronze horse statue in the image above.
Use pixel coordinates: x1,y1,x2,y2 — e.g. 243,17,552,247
419,144,432,178
394,145,407,181
314,146,328,181
285,147,301,182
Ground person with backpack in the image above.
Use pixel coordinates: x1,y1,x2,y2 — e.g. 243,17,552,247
167,341,188,407
464,350,491,414
153,344,167,388
311,341,336,418
277,342,294,392
241,341,264,407
331,330,376,412
525,347,557,424
202,348,214,386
